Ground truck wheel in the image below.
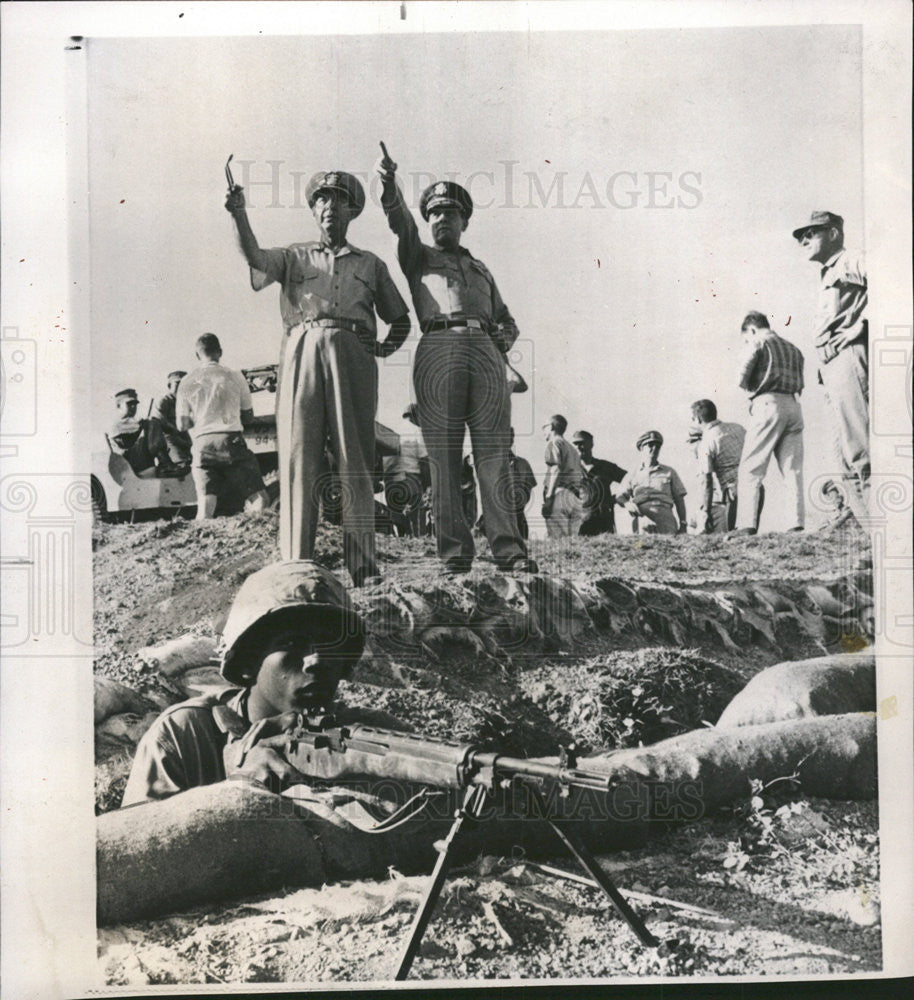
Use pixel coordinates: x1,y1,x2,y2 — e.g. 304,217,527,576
90,476,108,522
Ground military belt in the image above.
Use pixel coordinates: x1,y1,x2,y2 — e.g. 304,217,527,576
300,317,376,352
303,317,370,336
421,316,491,334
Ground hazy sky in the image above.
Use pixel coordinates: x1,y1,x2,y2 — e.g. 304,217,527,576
86,25,864,529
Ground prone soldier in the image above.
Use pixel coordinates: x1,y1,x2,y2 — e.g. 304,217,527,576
122,561,391,805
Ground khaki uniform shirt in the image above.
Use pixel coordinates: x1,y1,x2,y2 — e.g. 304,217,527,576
544,436,584,492
251,242,407,339
381,184,519,350
816,248,867,352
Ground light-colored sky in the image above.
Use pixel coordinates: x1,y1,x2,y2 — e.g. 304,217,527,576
87,25,864,528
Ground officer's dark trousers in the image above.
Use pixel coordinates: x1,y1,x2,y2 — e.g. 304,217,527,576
414,327,526,570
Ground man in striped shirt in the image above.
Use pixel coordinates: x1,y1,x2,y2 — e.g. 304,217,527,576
735,312,806,534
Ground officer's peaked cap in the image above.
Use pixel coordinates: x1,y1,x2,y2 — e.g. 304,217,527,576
420,181,473,221
115,388,138,401
305,171,366,218
636,430,664,449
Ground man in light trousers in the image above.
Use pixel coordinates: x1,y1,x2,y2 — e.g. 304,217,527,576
735,312,806,534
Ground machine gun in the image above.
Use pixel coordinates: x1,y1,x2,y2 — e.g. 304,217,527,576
241,364,279,395
243,712,660,979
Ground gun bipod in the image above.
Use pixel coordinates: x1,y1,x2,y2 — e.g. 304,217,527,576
393,783,658,980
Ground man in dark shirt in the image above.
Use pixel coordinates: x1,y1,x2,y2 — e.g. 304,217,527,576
152,370,192,467
571,430,627,536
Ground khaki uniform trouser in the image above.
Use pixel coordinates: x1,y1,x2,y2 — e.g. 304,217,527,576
819,341,870,522
545,486,584,538
414,328,526,568
276,325,377,581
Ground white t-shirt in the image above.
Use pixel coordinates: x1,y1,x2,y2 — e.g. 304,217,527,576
176,361,252,438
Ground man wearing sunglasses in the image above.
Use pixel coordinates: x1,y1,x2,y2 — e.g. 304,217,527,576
793,211,869,524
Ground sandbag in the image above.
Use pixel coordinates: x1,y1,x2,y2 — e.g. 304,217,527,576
716,653,875,728
590,712,876,813
98,714,875,924
97,780,639,925
94,676,154,725
135,634,218,678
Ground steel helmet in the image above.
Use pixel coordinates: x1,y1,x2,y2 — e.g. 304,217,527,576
220,560,366,684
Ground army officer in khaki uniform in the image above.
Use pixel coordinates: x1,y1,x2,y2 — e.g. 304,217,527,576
226,171,410,587
375,145,536,575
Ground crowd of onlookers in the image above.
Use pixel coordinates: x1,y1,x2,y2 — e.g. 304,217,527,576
108,199,867,562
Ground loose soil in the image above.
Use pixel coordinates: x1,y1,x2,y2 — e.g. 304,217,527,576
93,511,879,984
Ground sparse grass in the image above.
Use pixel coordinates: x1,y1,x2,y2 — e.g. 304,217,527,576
520,648,745,752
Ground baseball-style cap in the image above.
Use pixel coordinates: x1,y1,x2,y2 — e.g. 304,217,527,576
115,388,139,401
305,171,366,218
792,210,844,240
636,430,663,449
571,430,593,443
420,181,474,221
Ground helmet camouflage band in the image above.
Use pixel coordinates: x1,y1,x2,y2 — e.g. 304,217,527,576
220,560,366,684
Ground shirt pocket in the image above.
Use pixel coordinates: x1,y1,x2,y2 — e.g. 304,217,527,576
422,258,463,312
287,261,330,307
466,259,495,313
352,266,377,299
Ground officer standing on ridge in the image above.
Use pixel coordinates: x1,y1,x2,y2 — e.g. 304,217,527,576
793,211,869,524
734,312,806,535
375,143,537,575
689,399,746,533
616,431,688,535
226,168,411,587
541,415,585,539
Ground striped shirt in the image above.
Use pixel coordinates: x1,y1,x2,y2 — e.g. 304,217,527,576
696,420,745,491
737,330,804,399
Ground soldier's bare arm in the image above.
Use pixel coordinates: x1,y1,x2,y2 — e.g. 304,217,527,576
225,185,271,273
